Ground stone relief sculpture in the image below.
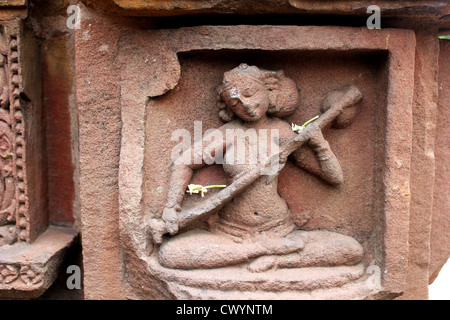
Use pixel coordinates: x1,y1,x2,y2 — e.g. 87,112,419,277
0,111,14,225
0,32,9,109
0,28,16,246
0,30,12,224
147,63,364,275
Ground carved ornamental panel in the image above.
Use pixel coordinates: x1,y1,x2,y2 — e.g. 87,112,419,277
0,24,29,246
114,25,416,299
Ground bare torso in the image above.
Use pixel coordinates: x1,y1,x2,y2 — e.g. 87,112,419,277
214,117,296,239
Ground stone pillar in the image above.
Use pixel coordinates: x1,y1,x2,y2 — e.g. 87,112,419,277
0,0,448,300
0,1,77,299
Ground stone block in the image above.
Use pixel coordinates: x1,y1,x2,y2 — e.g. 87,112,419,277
75,4,418,298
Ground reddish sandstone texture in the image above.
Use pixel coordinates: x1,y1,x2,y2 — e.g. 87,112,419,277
0,0,447,300
110,23,415,299
41,35,76,225
429,39,450,284
80,0,448,19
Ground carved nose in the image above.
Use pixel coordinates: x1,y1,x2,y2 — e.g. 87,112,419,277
241,103,256,116
240,99,254,111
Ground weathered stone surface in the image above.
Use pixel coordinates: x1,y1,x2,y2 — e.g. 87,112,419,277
74,5,128,300
80,0,449,19
429,39,450,284
67,1,448,301
148,258,370,299
0,20,47,245
0,0,27,6
0,0,445,302
0,0,27,20
0,226,77,299
0,5,79,300
396,23,440,301
89,19,414,299
29,0,80,228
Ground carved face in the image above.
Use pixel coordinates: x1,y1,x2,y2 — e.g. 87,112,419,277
220,74,270,122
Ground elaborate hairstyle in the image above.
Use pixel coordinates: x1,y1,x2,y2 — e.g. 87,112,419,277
217,64,300,122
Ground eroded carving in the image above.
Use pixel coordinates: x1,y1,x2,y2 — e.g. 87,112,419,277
0,264,19,284
0,31,14,230
0,28,16,246
147,64,364,280
0,264,43,286
0,25,28,246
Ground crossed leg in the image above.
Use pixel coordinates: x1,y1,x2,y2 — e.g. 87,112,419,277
248,230,364,272
158,229,304,270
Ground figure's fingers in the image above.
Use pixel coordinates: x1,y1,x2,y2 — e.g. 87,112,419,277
148,218,166,245
162,207,179,225
166,221,179,236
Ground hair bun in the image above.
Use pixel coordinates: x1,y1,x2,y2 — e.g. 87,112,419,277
268,73,300,118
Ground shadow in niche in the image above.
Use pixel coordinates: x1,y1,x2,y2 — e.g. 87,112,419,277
35,236,84,300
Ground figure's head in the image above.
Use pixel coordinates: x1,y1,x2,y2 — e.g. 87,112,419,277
218,64,300,122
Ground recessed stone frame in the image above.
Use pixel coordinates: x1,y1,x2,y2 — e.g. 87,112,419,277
116,26,415,299
0,22,30,245
0,18,48,248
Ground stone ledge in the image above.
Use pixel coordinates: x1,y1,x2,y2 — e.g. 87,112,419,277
0,226,77,299
80,0,449,20
0,0,27,7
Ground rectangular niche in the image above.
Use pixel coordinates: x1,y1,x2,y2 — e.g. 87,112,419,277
118,26,416,297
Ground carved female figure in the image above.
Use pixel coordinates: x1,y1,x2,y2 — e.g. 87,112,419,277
0,30,13,229
149,64,363,272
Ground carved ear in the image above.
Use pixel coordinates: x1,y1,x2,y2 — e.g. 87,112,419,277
263,70,281,109
268,91,277,109
216,83,235,122
219,108,235,122
267,70,300,118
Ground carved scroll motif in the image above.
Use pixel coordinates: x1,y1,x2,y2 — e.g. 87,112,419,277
0,25,29,246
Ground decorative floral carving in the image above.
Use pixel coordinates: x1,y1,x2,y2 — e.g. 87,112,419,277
8,32,29,242
19,265,43,285
0,264,19,284
0,25,28,245
148,64,363,273
0,264,43,286
0,28,14,230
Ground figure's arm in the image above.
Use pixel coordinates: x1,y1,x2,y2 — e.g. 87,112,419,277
290,124,344,186
150,126,228,243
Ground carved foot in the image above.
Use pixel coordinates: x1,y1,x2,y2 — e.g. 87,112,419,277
248,237,304,273
248,256,277,273
260,237,304,256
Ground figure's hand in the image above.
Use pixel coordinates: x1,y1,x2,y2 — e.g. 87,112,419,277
147,218,167,245
303,123,326,149
162,205,180,236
